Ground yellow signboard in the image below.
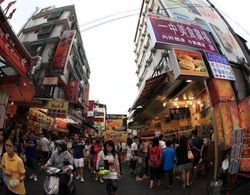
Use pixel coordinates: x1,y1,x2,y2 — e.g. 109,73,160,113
45,100,68,118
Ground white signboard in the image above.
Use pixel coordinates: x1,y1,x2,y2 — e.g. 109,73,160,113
205,52,236,81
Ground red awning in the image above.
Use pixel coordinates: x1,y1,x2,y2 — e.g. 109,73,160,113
131,73,167,110
0,75,36,102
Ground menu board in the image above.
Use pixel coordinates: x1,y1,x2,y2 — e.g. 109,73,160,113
205,52,236,81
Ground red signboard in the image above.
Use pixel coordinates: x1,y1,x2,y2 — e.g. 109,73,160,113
147,15,219,53
0,26,29,74
66,80,79,104
52,30,76,71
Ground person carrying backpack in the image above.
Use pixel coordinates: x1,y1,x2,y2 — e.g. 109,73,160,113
148,137,162,189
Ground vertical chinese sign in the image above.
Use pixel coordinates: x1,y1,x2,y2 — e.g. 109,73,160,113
51,30,76,72
65,80,79,104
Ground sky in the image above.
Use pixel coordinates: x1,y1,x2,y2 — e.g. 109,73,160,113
1,0,250,114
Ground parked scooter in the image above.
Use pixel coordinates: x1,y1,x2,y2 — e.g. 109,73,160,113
43,167,75,195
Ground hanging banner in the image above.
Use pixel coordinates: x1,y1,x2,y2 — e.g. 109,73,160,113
147,15,219,53
45,100,68,118
51,30,76,72
65,80,79,104
204,52,236,81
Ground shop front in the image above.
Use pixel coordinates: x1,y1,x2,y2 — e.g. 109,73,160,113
0,8,36,129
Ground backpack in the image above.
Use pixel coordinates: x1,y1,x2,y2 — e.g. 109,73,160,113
149,147,161,168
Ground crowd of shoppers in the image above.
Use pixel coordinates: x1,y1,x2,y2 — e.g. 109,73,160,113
0,126,214,195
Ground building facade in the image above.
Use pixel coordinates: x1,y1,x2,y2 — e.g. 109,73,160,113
129,0,250,161
18,5,90,125
87,100,107,131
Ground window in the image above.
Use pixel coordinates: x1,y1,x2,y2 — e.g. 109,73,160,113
37,23,55,39
47,8,63,21
25,42,45,57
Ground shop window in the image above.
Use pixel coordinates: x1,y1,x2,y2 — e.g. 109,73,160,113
47,8,63,21
37,23,55,39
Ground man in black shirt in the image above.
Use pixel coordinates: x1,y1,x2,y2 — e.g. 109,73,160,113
73,133,85,182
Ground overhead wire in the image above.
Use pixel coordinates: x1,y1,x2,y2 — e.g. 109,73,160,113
79,2,250,40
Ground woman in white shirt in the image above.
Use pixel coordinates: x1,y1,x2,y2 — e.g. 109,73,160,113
96,140,120,195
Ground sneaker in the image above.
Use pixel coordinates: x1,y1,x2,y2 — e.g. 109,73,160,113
33,176,38,182
100,178,104,183
76,175,80,180
80,177,84,182
135,176,143,181
29,175,34,180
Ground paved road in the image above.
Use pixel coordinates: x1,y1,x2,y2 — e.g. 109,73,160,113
1,164,249,195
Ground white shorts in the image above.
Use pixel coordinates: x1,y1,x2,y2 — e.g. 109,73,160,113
74,158,84,168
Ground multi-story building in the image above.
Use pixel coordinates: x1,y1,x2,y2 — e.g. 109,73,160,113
87,100,107,131
129,0,250,149
18,5,90,123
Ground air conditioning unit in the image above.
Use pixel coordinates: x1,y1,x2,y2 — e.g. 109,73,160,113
161,51,169,57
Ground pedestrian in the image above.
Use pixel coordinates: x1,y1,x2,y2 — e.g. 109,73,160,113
129,136,139,176
148,137,162,189
159,134,166,149
91,138,103,183
2,137,26,195
135,139,148,181
72,133,85,182
24,131,38,182
96,140,121,195
161,140,176,191
40,133,49,163
0,132,6,192
176,136,193,188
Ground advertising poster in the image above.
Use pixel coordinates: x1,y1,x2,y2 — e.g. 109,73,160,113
45,100,69,118
172,49,209,79
106,114,127,131
66,80,79,104
160,0,246,63
213,102,238,146
238,97,250,132
103,130,128,143
208,79,236,105
204,52,236,81
52,30,76,72
147,15,219,53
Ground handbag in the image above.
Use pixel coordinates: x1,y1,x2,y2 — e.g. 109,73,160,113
187,145,194,161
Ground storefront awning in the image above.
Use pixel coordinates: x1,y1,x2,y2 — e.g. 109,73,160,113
131,73,167,110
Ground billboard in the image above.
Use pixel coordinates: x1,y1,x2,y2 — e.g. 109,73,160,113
51,30,76,72
147,15,219,53
170,48,209,79
160,0,246,63
204,52,236,81
106,114,127,131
